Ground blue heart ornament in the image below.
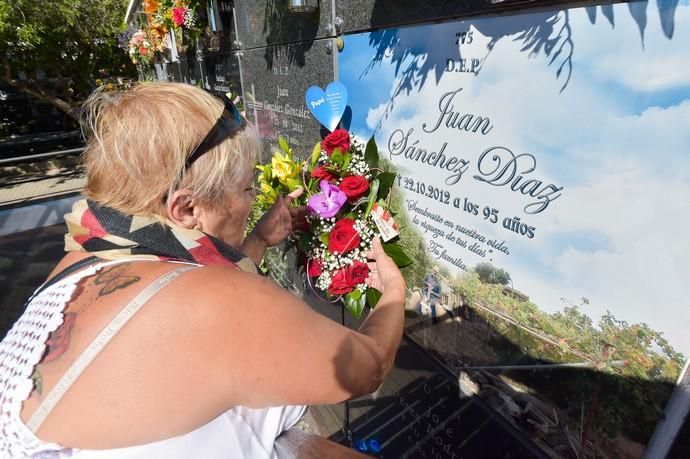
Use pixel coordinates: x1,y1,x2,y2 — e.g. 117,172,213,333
305,82,348,132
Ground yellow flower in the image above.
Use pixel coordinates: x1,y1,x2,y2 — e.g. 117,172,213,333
271,152,299,183
284,177,302,191
260,182,277,204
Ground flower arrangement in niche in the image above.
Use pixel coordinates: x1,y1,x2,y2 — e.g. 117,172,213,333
123,29,156,65
255,130,412,318
118,0,203,63
150,0,202,35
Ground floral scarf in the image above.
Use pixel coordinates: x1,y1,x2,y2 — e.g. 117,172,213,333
64,199,257,273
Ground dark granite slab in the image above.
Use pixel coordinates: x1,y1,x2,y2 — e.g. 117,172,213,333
0,224,66,340
336,0,510,33
234,0,334,50
239,37,335,157
212,0,240,51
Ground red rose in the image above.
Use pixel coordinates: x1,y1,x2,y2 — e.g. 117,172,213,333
311,167,337,182
349,261,369,286
321,129,351,156
308,258,323,277
340,176,369,201
328,218,360,254
329,267,354,295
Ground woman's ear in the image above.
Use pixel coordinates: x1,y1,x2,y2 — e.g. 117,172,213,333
166,188,200,229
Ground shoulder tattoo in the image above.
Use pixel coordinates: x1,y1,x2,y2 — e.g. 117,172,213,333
94,263,142,296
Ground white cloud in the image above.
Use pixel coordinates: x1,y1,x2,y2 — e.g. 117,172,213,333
572,4,690,92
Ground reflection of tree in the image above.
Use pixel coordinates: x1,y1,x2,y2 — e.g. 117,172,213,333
381,158,433,289
475,262,511,286
363,1,679,131
451,272,685,442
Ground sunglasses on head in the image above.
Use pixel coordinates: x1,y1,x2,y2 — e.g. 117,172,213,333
185,93,245,169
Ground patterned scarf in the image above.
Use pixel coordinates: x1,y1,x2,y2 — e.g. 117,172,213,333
64,199,257,273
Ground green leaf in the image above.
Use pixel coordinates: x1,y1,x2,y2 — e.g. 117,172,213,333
365,136,379,169
298,232,312,252
376,172,397,200
382,242,413,268
344,291,366,319
278,136,290,154
330,149,343,168
342,152,352,172
320,233,329,246
364,179,380,217
311,141,322,167
366,287,382,309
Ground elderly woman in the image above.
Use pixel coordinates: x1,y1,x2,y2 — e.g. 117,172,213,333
0,82,406,458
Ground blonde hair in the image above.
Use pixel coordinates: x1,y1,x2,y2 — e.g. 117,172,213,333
81,82,260,215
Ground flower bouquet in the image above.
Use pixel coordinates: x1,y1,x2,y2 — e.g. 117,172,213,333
255,129,412,318
124,30,155,65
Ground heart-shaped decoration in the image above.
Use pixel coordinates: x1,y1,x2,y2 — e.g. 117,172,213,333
305,82,348,132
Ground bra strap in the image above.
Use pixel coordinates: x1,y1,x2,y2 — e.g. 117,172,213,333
26,264,198,433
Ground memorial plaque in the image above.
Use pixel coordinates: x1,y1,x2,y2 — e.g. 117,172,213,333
239,38,335,156
339,1,690,457
177,57,194,85
205,52,242,97
153,62,169,82
234,0,334,49
165,62,183,83
175,55,195,83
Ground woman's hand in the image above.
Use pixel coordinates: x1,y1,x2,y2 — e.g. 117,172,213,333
365,237,405,294
251,188,307,247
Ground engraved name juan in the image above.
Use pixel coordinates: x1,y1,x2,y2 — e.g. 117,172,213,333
387,88,563,215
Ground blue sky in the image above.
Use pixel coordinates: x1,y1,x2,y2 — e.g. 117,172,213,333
339,0,690,352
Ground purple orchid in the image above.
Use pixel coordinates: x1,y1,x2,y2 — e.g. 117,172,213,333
307,180,347,218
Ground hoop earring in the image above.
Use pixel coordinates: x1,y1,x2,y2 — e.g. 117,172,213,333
193,221,203,231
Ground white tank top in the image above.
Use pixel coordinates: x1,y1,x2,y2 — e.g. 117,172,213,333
0,259,305,458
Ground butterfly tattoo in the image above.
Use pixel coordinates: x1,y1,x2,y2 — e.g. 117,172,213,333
94,263,141,296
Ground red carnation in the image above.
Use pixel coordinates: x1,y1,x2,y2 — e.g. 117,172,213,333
311,167,337,182
328,218,360,255
321,129,351,156
172,7,187,26
329,267,353,295
340,176,369,201
308,258,323,277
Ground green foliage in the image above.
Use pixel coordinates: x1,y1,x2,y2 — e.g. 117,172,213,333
344,289,366,318
364,136,379,168
378,158,432,290
376,172,396,201
0,0,136,116
453,274,685,441
366,287,382,308
364,178,379,217
382,241,413,268
310,141,321,167
278,136,290,154
474,262,511,286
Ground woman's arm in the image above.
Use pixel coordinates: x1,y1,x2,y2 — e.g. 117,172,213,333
190,238,406,408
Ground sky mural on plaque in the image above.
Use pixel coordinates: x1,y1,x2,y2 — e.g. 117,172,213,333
340,0,689,454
